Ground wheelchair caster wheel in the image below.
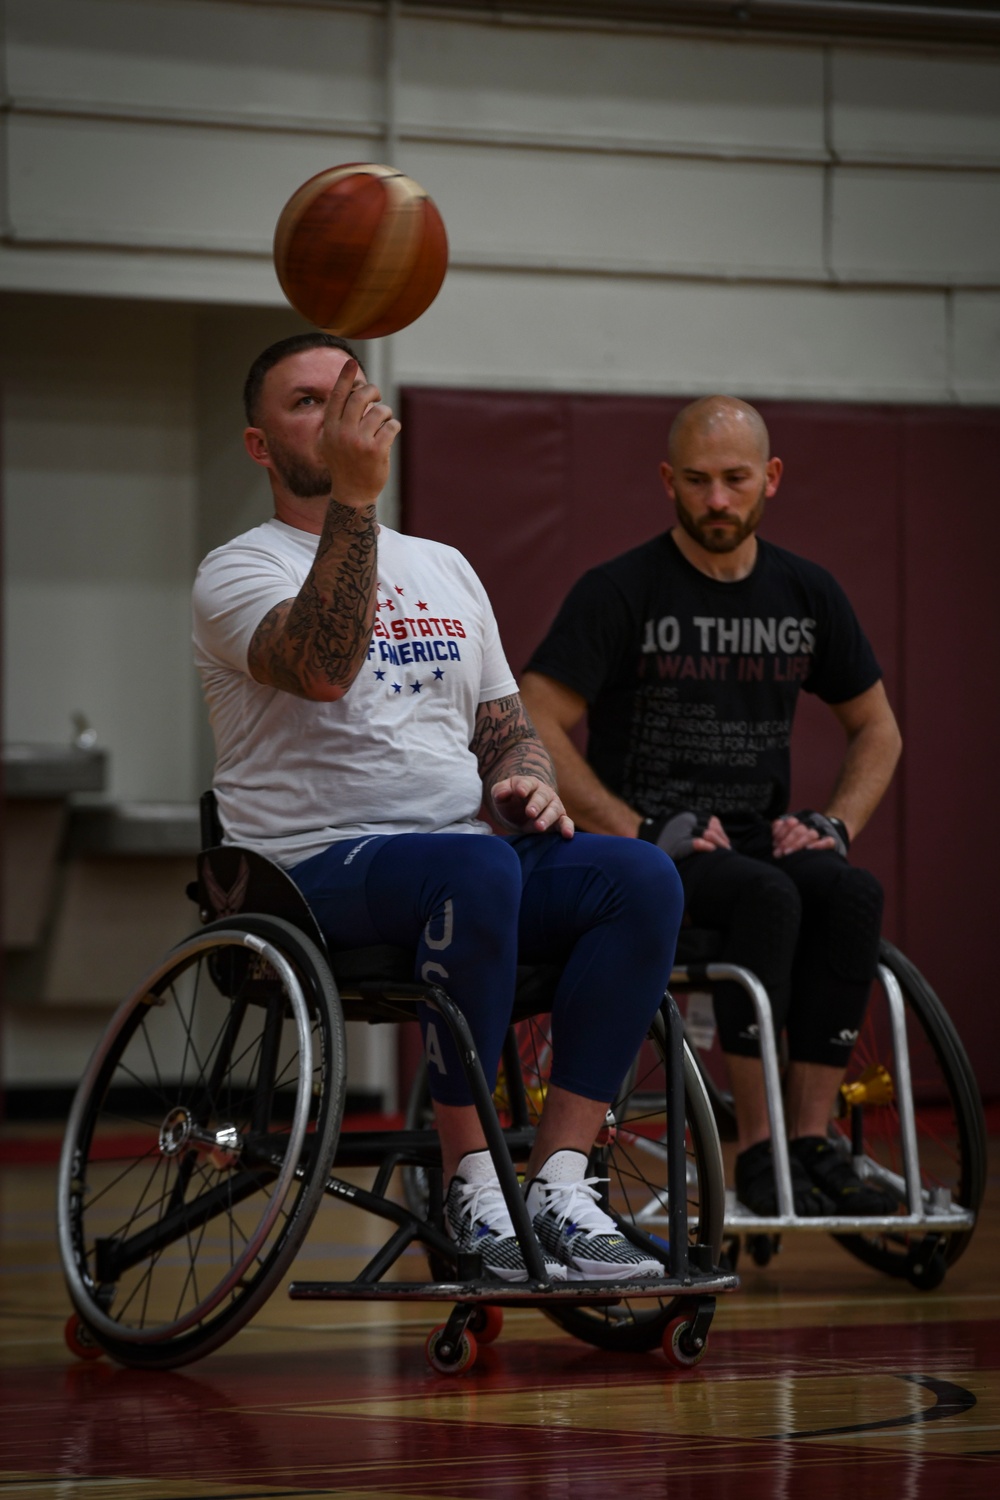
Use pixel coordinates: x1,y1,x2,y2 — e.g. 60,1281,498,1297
907,1243,947,1291
748,1234,777,1268
426,1325,478,1374
466,1305,503,1345
65,1314,104,1362
719,1236,740,1273
662,1314,708,1370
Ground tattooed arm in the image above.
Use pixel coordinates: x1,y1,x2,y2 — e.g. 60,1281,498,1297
247,501,377,700
471,694,574,839
246,357,398,701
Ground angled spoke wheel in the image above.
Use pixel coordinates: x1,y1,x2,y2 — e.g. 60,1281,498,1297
57,917,345,1368
832,940,986,1282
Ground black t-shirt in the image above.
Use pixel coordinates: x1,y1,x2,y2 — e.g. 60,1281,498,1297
525,532,881,828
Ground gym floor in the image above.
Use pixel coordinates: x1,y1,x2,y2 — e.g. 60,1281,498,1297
2,1124,998,1499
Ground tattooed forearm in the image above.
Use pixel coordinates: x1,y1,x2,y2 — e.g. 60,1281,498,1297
472,695,557,793
249,501,377,699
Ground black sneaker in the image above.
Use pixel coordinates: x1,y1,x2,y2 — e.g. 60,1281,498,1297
789,1136,899,1215
734,1138,834,1217
444,1150,567,1282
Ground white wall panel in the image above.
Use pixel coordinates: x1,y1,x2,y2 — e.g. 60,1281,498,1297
6,114,374,253
409,143,825,279
402,17,825,156
7,114,825,282
0,243,284,303
832,169,1000,284
953,293,1000,403
6,0,382,126
4,581,199,800
1,295,199,802
832,51,1000,166
393,268,949,402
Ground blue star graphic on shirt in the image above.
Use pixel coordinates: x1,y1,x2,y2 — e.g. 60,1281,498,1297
433,668,445,680
411,680,422,693
392,683,402,694
374,669,385,680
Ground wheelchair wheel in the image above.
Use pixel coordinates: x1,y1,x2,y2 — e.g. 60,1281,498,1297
832,939,986,1280
57,916,346,1368
540,1007,725,1352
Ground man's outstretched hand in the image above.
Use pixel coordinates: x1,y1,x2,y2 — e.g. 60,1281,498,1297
492,775,575,839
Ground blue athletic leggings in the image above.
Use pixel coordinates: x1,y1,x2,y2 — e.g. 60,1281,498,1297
290,830,683,1106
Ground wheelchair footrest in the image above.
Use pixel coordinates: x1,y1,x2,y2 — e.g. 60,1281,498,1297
287,1269,738,1304
722,1206,975,1234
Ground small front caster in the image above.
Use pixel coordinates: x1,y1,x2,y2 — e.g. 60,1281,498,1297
426,1324,478,1374
466,1305,504,1345
748,1233,779,1268
907,1239,947,1291
662,1313,708,1370
65,1313,104,1362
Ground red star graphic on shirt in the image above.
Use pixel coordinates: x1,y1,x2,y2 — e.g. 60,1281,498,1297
395,585,405,595
417,600,428,610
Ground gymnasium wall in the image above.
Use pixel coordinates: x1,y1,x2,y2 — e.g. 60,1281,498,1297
1,0,998,1092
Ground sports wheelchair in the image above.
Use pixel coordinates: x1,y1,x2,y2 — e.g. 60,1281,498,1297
667,933,987,1286
57,800,736,1375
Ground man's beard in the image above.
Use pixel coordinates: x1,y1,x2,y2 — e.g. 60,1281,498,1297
266,435,331,498
675,484,766,553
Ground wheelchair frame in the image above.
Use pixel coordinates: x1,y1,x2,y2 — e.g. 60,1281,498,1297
664,933,986,1285
57,832,737,1374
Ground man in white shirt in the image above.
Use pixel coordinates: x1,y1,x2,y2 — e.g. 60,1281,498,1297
192,333,685,1283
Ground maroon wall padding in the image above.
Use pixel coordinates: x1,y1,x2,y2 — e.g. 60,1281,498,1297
401,390,1000,1096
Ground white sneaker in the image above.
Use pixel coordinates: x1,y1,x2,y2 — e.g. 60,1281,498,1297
524,1149,665,1281
444,1151,567,1282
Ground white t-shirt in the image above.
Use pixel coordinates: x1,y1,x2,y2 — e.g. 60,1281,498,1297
192,519,517,866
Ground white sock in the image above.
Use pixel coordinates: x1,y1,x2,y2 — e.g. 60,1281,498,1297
528,1149,589,1195
452,1149,496,1185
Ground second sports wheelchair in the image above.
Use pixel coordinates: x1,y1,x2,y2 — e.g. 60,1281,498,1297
56,799,737,1375
667,931,987,1286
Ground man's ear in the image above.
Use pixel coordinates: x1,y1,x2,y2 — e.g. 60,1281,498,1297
765,456,783,497
244,427,270,468
659,460,676,499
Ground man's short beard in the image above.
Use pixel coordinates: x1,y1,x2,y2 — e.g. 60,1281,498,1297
266,435,331,498
675,485,766,553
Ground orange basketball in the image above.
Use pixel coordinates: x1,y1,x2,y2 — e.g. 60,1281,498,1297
273,163,448,340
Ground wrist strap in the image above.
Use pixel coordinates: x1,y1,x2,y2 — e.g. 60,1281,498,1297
826,815,851,850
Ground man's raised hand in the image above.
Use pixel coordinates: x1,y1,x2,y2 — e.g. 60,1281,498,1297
319,358,400,508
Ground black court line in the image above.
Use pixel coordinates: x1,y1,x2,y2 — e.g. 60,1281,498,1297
767,1373,976,1440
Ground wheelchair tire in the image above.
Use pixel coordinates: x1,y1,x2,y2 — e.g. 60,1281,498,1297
57,916,346,1369
832,938,987,1279
541,1008,726,1353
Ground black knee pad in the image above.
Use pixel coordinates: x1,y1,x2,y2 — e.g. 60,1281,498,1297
728,868,802,989
713,870,802,1056
825,866,884,984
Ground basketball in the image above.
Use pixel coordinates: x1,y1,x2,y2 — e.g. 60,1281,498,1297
273,162,449,340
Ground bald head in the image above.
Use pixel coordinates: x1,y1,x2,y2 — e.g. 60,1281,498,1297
659,395,782,573
668,396,770,466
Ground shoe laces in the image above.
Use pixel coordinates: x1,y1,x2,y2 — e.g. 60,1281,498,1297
536,1175,616,1235
449,1177,516,1240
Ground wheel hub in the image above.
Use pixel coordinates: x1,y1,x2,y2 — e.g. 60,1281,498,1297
158,1107,242,1167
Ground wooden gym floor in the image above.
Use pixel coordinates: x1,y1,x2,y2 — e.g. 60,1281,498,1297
2,1123,998,1500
